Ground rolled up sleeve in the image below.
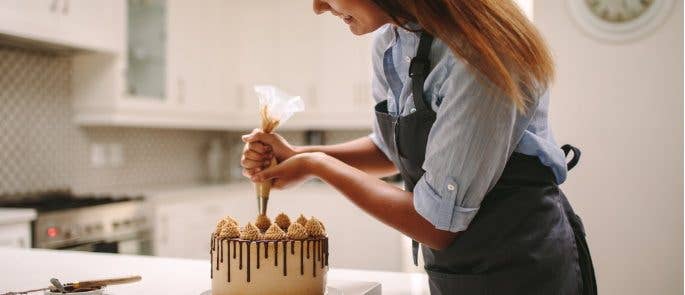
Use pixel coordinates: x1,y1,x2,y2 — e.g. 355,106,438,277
412,60,534,232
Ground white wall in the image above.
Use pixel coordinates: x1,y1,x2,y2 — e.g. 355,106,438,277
534,2,683,294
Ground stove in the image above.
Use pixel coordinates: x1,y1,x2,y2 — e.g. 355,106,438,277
0,190,151,254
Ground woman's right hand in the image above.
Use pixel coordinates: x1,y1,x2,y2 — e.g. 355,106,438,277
240,129,298,178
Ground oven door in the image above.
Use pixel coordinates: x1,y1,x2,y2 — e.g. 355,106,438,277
57,232,152,255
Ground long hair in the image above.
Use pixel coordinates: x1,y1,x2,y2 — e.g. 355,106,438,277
371,0,554,112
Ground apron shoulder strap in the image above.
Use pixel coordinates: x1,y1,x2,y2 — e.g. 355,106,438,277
409,32,434,113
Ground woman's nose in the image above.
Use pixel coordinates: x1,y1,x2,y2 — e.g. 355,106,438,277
313,0,331,15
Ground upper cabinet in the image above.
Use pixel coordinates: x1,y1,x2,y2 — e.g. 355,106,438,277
1,0,375,130
0,0,124,53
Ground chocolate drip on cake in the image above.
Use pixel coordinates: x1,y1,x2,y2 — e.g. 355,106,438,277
274,241,278,267
232,241,237,259
239,242,243,270
215,238,220,271
220,239,224,263
247,241,251,282
324,239,329,266
264,242,269,259
256,242,261,269
312,240,317,277
283,242,288,276
300,240,304,275
227,240,231,282
210,235,214,279
306,240,310,259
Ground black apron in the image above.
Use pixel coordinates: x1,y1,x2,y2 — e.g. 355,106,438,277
374,32,597,295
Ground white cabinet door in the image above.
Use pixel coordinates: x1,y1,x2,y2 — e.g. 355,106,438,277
166,0,240,117
231,0,280,125
153,197,234,259
60,0,125,52
0,0,123,53
276,0,320,112
0,223,31,249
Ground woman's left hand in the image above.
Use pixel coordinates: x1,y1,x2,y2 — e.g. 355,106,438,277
250,152,326,189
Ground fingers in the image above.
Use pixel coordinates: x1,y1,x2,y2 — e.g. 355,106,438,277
244,141,271,154
241,156,272,169
242,129,269,143
244,149,271,161
251,164,280,182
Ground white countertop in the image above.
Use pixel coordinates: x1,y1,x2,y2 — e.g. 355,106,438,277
0,208,36,225
0,248,429,295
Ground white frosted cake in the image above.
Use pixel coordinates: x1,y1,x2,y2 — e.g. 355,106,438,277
210,213,329,295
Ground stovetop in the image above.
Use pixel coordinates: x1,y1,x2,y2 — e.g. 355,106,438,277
0,190,144,213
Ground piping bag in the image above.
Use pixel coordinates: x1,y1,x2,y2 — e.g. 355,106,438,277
253,85,304,215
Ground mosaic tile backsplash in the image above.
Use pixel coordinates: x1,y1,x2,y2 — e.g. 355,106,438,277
0,46,220,195
0,46,372,196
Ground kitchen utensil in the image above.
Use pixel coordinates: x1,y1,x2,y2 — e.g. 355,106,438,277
49,279,65,293
1,275,141,295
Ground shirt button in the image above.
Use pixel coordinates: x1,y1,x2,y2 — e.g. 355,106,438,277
447,184,456,191
404,56,411,63
410,108,416,113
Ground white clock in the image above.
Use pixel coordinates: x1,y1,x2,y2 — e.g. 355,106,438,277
568,0,675,42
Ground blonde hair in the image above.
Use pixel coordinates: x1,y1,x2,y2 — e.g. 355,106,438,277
372,0,554,112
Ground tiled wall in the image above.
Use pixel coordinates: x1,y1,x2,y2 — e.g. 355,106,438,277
0,46,373,196
0,46,224,195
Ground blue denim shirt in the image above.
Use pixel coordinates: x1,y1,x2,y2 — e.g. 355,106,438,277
369,24,568,232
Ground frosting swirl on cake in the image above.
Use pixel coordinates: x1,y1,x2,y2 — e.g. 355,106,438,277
295,214,308,226
240,222,261,240
254,214,271,233
274,212,291,231
305,217,326,237
286,223,308,239
219,225,240,238
263,223,287,240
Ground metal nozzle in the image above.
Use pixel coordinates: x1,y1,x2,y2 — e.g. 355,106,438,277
257,196,269,215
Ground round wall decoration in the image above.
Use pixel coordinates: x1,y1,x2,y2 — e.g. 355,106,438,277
568,0,675,42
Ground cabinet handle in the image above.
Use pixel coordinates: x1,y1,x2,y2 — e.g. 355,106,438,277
50,0,59,12
160,216,168,244
177,78,185,104
62,0,69,15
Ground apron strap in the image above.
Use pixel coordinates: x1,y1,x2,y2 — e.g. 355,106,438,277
561,144,581,171
409,32,434,267
409,32,434,113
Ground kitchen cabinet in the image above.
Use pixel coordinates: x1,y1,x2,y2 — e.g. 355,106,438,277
0,0,124,53
69,0,374,130
0,209,36,249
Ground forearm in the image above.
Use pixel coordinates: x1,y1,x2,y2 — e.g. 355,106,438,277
309,153,458,250
296,137,398,177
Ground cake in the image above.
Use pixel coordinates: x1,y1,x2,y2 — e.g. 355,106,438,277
210,213,329,295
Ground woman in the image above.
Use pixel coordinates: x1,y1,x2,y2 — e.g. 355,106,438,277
241,0,597,294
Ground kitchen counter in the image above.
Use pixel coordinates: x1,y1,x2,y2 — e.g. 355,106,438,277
0,248,429,294
0,208,36,225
